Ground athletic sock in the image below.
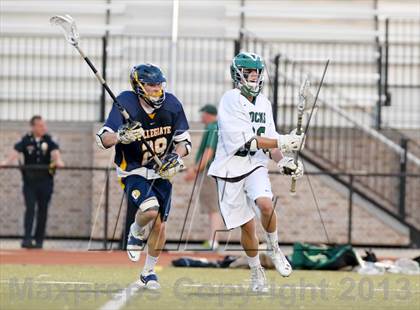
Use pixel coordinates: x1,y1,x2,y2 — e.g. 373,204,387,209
130,222,145,238
143,254,159,274
266,230,279,251
246,254,261,269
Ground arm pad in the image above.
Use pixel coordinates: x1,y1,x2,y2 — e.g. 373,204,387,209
173,131,192,156
96,127,114,150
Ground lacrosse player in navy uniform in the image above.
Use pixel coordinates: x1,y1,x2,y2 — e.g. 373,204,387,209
96,64,191,290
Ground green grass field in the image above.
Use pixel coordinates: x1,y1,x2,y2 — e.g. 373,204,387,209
1,264,419,310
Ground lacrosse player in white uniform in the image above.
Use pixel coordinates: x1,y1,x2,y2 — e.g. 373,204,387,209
208,52,305,292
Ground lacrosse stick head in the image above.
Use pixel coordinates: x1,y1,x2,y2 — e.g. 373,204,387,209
50,15,79,45
298,76,314,112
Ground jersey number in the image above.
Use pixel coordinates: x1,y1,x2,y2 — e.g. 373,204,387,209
141,137,167,165
253,126,266,136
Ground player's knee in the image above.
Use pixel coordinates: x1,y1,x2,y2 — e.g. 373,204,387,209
139,197,160,220
257,199,274,216
260,205,274,216
142,209,158,222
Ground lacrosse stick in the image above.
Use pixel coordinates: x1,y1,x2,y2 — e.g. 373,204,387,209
290,60,329,194
50,14,162,167
290,77,313,194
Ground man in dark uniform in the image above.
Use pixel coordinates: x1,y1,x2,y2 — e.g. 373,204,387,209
1,115,64,248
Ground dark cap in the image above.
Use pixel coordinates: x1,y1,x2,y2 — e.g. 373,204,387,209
199,104,217,115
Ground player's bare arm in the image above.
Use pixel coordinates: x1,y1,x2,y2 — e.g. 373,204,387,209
99,131,119,148
173,140,191,158
269,148,283,162
246,136,304,179
243,131,304,154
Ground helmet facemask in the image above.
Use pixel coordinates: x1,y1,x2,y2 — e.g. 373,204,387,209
235,66,264,98
136,80,166,109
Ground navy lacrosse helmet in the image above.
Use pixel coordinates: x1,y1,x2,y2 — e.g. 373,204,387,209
130,63,167,109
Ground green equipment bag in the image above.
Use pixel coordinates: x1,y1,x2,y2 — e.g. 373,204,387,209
291,242,359,270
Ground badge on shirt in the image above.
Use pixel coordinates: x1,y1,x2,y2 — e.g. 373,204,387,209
26,145,34,155
131,189,141,200
41,142,49,154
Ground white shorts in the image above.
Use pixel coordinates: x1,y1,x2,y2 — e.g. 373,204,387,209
215,167,273,230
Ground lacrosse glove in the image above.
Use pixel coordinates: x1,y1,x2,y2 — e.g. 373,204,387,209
155,152,184,179
278,156,304,179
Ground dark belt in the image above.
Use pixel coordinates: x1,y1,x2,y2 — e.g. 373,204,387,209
213,166,263,183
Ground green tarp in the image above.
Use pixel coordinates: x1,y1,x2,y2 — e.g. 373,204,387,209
291,242,359,270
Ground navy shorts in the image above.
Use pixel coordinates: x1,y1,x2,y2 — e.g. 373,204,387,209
123,175,172,222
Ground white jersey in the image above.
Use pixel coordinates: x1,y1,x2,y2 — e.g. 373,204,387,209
208,89,278,179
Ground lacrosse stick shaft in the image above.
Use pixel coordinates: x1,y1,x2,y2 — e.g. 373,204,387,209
290,111,304,194
290,60,329,194
290,78,309,194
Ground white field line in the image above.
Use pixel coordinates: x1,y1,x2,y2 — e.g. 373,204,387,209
99,281,143,310
0,279,93,285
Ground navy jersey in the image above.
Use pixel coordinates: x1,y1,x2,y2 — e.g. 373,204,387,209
102,91,189,172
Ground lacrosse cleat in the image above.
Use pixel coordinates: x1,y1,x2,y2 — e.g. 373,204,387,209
140,272,161,290
250,266,268,293
270,247,293,277
126,229,144,262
